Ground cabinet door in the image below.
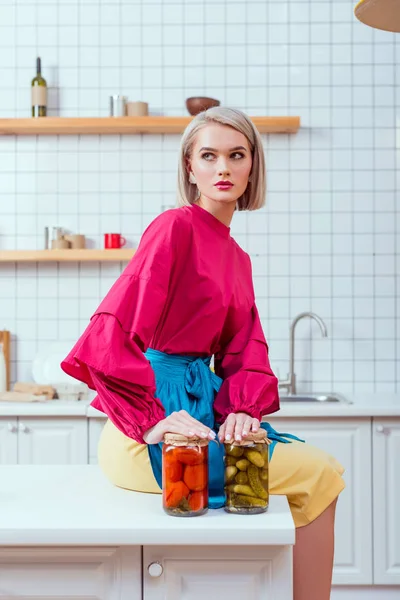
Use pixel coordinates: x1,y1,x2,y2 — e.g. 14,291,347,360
372,418,400,584
0,418,18,464
143,546,292,600
267,417,372,585
0,546,141,599
88,418,107,464
18,417,88,465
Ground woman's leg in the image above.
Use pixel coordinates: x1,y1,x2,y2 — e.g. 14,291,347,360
293,498,338,600
98,419,161,493
267,441,344,600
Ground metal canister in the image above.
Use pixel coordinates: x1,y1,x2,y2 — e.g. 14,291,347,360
110,95,127,116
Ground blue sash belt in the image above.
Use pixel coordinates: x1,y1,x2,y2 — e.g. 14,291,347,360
145,348,302,509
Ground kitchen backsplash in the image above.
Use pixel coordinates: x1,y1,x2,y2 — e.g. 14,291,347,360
0,0,398,395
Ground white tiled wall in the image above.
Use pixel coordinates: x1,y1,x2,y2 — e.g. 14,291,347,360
0,0,398,395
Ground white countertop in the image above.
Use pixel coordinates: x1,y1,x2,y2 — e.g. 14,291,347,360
0,400,88,417
0,465,294,546
0,393,399,418
272,394,400,418
87,399,400,419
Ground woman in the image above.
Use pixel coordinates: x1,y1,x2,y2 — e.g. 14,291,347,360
61,107,344,600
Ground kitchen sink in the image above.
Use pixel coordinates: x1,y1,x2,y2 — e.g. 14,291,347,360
279,393,352,404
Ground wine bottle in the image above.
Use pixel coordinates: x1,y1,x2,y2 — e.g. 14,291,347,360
31,57,47,117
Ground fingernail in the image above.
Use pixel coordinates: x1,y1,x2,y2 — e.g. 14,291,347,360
242,430,248,436
208,431,216,439
235,435,241,441
200,432,207,438
188,431,194,436
225,434,231,441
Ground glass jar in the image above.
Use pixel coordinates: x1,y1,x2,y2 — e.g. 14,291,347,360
224,430,270,515
162,433,209,517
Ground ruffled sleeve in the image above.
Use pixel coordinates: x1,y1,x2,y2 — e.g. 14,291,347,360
60,211,180,443
213,303,279,423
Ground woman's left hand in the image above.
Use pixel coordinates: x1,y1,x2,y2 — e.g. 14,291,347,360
218,412,260,443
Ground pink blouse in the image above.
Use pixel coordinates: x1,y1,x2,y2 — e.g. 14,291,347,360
61,203,279,444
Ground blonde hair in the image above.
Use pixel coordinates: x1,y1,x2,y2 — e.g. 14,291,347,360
177,107,266,211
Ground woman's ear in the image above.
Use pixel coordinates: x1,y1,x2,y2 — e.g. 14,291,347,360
185,160,197,184
184,158,191,177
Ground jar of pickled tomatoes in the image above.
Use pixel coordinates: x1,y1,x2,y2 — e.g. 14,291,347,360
224,430,270,515
162,433,209,517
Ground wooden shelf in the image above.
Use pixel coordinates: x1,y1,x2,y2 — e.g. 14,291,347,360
0,249,135,262
0,116,300,136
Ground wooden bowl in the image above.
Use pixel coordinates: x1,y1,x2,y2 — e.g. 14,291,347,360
186,97,220,116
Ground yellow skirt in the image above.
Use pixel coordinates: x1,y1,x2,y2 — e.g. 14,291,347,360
98,419,345,528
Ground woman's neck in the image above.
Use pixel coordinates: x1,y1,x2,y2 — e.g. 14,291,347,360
195,196,236,228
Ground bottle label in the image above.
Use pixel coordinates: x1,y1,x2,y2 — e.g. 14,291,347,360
31,86,47,106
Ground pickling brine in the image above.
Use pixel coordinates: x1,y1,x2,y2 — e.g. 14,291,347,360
224,430,269,514
162,433,208,517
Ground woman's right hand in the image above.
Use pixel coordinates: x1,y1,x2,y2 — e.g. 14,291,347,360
143,410,216,445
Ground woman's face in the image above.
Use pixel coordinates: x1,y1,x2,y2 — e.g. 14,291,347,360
187,123,252,206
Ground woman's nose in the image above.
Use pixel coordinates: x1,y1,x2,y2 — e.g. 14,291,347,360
218,162,230,177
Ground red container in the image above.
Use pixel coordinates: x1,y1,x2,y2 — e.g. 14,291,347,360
104,233,127,249
162,433,208,517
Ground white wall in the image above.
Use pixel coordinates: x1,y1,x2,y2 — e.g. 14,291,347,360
0,0,398,395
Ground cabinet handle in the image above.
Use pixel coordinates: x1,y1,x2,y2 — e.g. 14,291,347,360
19,423,29,433
8,423,17,433
376,425,389,434
148,562,164,578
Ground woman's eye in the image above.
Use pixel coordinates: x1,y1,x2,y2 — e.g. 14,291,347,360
201,152,244,160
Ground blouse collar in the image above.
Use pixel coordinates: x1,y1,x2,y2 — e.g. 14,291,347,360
190,203,231,239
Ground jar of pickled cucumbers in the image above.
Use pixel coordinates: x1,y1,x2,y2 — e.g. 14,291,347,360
224,430,270,514
162,433,209,517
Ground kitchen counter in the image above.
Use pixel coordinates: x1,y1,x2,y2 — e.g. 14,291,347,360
0,394,399,418
272,393,400,418
0,466,294,598
0,465,294,546
0,399,88,417
87,393,400,418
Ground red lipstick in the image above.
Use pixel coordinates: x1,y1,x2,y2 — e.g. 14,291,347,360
215,180,233,190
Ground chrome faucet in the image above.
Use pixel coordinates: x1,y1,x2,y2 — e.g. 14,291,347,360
278,312,328,396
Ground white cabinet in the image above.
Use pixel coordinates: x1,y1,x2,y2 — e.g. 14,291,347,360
0,417,18,464
372,418,400,584
0,417,88,465
18,417,88,465
267,417,373,585
0,544,293,600
88,418,107,464
143,546,293,600
0,546,141,599
0,410,399,592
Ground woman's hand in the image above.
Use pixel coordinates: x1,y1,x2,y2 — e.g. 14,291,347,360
218,412,260,443
143,410,216,445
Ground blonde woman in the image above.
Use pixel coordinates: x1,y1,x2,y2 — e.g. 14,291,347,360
62,107,345,600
